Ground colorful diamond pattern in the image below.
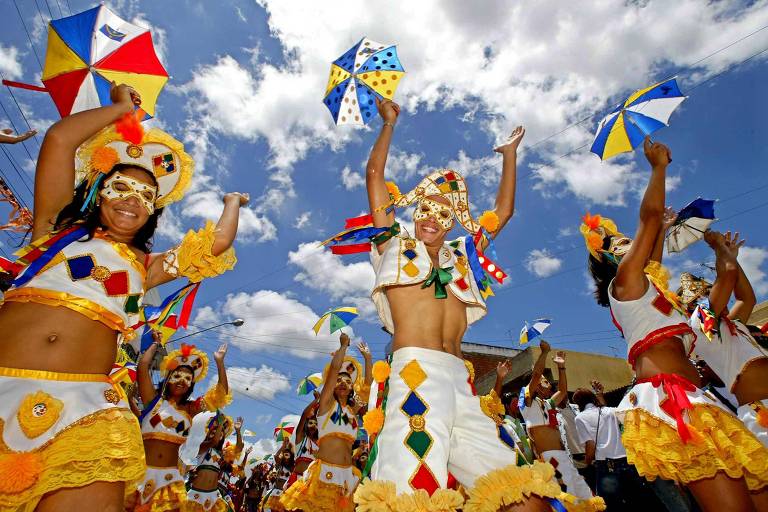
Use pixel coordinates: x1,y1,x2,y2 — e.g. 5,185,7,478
409,463,439,495
124,294,141,314
497,424,517,450
65,254,129,296
405,430,432,459
399,360,427,390
67,254,96,279
401,391,427,416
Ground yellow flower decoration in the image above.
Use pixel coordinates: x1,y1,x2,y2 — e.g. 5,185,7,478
371,360,391,383
478,210,500,234
362,407,385,435
17,391,64,439
0,452,43,494
385,181,401,201
479,390,505,425
90,146,119,174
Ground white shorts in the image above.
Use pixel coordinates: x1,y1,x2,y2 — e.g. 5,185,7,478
541,449,593,500
135,466,185,505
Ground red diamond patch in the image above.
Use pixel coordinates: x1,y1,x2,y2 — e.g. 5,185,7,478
409,463,439,496
651,286,673,316
103,271,129,296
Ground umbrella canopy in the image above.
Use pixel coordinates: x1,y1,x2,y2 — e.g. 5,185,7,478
40,5,168,118
296,372,323,396
273,421,295,442
313,306,359,335
519,318,551,345
666,198,716,253
591,78,686,160
324,37,405,126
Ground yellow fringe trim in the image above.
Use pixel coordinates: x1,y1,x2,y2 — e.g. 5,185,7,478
623,404,768,491
135,480,186,512
0,408,145,509
186,494,228,512
172,221,237,283
354,479,464,512
281,462,357,512
478,390,505,425
203,383,233,411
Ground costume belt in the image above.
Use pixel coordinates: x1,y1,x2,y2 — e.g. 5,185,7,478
637,373,696,443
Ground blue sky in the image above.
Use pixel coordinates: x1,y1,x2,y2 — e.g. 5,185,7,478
1,0,767,454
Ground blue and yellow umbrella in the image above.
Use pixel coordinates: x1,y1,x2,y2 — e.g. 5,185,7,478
296,373,323,396
591,78,686,161
312,306,359,335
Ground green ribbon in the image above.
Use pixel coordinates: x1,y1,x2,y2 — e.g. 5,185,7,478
421,266,454,299
371,221,400,245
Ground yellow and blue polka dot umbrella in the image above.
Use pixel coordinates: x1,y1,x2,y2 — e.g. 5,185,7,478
591,78,686,160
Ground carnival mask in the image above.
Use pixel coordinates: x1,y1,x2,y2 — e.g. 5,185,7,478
600,236,632,265
168,369,193,388
100,172,158,214
414,197,454,231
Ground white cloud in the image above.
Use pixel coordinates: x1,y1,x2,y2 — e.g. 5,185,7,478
235,6,247,22
341,166,365,190
525,249,563,277
0,45,23,80
195,290,341,359
182,189,277,242
294,211,312,229
254,414,273,424
289,240,375,295
228,365,291,400
385,149,428,181
738,247,768,296
178,0,767,208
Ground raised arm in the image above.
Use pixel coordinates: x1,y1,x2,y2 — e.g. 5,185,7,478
613,137,671,301
551,351,568,407
650,207,677,264
591,380,607,407
0,128,36,145
367,99,400,238
32,84,137,239
487,126,524,239
318,333,350,415
526,340,551,406
294,392,319,446
137,331,161,405
494,359,512,397
705,230,739,318
358,341,373,389
213,343,229,394
725,232,756,323
234,416,244,452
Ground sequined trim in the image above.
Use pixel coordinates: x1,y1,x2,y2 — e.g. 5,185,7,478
0,366,111,382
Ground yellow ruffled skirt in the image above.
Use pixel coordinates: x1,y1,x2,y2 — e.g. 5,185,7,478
623,403,768,490
134,480,186,512
281,460,358,512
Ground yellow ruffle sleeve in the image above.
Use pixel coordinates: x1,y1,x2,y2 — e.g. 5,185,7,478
203,383,233,411
163,221,236,282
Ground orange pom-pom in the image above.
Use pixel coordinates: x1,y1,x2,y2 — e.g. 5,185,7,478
385,181,401,201
582,212,602,231
478,210,500,233
91,146,119,174
0,452,42,494
756,406,768,428
115,110,144,145
371,361,391,383
181,344,194,357
587,232,604,251
363,407,385,435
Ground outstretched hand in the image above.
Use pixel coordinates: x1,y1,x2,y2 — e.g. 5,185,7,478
494,126,525,154
643,136,672,167
723,230,746,258
214,343,228,363
553,351,566,368
0,128,37,145
357,341,371,360
496,359,512,379
376,98,400,124
224,192,250,207
590,380,604,394
662,206,678,231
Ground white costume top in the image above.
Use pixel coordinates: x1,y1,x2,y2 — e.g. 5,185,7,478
141,398,192,444
370,235,487,333
520,391,559,429
296,435,319,462
691,309,768,393
608,276,695,368
318,401,358,444
5,230,146,339
575,404,626,461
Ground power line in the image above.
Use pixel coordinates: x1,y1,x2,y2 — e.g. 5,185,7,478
0,90,39,165
40,0,54,19
12,0,44,71
53,0,64,18
2,75,43,152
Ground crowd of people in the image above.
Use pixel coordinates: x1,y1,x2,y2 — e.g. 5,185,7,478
0,80,766,512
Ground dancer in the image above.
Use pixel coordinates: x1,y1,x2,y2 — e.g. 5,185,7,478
134,339,232,511
281,334,372,512
519,343,594,500
685,231,768,452
181,412,244,512
583,137,768,511
263,440,294,512
285,396,320,488
0,84,246,512
353,99,600,512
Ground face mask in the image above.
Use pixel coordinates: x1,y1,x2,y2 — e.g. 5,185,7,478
414,197,454,231
599,236,632,266
168,370,192,388
100,172,158,214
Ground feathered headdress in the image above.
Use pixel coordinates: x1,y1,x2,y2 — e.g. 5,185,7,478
160,343,209,382
580,212,624,260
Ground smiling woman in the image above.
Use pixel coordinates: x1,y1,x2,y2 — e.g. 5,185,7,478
0,83,250,512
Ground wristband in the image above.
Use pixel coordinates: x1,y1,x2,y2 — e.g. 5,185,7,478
383,122,395,128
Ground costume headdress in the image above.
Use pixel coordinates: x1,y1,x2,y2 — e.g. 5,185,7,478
206,411,234,439
580,212,624,261
324,356,363,394
160,343,209,382
76,114,194,211
677,272,712,306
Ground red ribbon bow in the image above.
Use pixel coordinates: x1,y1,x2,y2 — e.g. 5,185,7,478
638,373,696,443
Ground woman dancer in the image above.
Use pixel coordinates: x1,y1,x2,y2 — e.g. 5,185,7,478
285,396,320,488
0,84,246,512
584,137,768,511
281,333,372,512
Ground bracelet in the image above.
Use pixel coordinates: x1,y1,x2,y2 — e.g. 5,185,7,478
383,122,395,128
373,200,393,213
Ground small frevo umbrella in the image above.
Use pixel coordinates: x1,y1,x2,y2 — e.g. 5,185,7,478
313,306,359,335
296,372,323,396
591,78,686,160
519,319,551,345
323,36,405,126
666,198,716,253
273,421,295,442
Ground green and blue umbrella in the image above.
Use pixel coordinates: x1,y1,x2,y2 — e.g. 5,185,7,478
296,372,323,396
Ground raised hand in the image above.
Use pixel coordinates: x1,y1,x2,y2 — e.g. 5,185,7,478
375,98,400,125
539,339,551,353
214,343,228,363
234,416,243,431
494,126,525,154
723,231,746,258
357,341,371,359
553,351,566,368
662,206,678,231
339,332,351,348
110,82,141,107
0,128,37,145
590,380,604,394
643,136,672,167
496,359,512,379
224,192,250,207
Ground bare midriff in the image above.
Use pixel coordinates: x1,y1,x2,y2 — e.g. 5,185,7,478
294,457,312,476
316,436,353,467
527,425,564,453
386,283,468,357
143,438,181,468
190,468,219,492
733,358,768,406
0,301,117,374
633,336,702,386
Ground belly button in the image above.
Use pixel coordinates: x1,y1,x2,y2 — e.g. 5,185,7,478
47,334,58,343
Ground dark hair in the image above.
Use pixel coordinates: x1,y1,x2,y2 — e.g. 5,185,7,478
160,365,196,405
588,236,618,307
53,164,163,253
572,388,597,411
